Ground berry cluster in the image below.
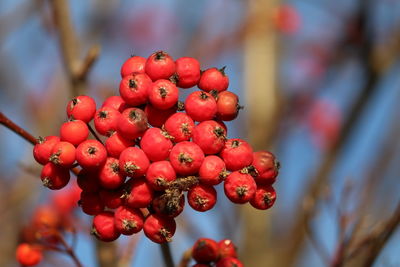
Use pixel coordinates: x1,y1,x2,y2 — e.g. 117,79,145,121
32,51,280,244
190,238,243,267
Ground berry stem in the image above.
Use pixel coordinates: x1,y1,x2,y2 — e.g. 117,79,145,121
57,232,84,267
178,248,192,267
87,123,104,144
0,112,37,145
160,242,174,267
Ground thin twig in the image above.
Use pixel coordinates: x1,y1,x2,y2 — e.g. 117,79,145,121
178,248,192,267
87,123,103,144
160,243,174,267
0,112,37,145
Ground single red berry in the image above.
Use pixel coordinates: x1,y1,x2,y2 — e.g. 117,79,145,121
92,211,121,242
192,120,226,154
218,239,237,259
169,141,205,175
199,155,227,186
119,73,152,106
76,140,107,170
99,157,126,189
33,136,60,165
143,214,176,243
216,91,240,121
79,191,105,215
145,103,177,127
216,257,244,267
146,161,176,191
188,184,217,212
140,128,173,162
119,147,150,177
117,108,148,140
250,185,276,210
31,205,61,229
145,51,176,81
152,192,185,218
198,67,229,92
185,91,217,122
120,55,147,77
99,188,124,209
49,141,76,167
124,178,154,208
102,96,128,113
40,163,70,190
114,206,144,235
148,79,179,110
16,243,42,267
164,112,195,142
174,57,201,88
94,107,121,136
252,151,280,185
192,238,219,263
77,169,100,193
220,139,253,171
66,95,96,123
224,171,256,204
60,120,89,146
105,132,135,158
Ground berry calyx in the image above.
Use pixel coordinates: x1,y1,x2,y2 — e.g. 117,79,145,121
143,214,176,243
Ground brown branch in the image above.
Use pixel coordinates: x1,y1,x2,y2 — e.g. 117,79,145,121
117,234,141,267
160,243,174,267
87,123,103,144
75,45,101,81
0,112,37,145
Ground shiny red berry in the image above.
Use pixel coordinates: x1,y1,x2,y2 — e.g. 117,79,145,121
114,206,144,235
148,79,179,110
105,132,135,158
143,214,176,243
117,108,148,140
66,95,96,123
102,96,128,113
169,141,205,175
198,155,227,186
192,120,226,154
146,161,176,191
140,128,173,162
220,139,253,171
224,171,256,204
187,184,217,212
192,238,219,263
76,140,107,170
124,178,154,208
198,67,229,92
60,120,89,146
185,91,217,122
40,162,70,190
49,141,76,167
250,185,276,210
16,243,42,267
92,211,121,242
119,147,150,177
99,157,126,189
175,57,201,88
99,188,124,209
119,73,152,106
145,51,176,81
216,91,240,121
94,107,121,136
164,112,195,142
79,191,104,215
252,151,279,185
33,136,60,165
218,239,237,259
145,103,177,128
216,257,244,267
120,55,147,77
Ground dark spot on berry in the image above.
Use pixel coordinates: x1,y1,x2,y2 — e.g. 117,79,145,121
129,79,137,88
88,146,97,155
159,87,168,98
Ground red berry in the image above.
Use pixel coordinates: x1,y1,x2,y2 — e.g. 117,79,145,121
216,91,240,121
143,214,176,243
16,243,42,267
187,184,217,212
119,147,150,177
33,136,60,165
60,120,89,146
120,55,147,77
94,107,121,136
105,132,135,158
148,79,179,110
99,157,126,189
174,57,201,88
77,169,100,193
140,128,173,162
92,211,121,242
192,120,226,154
216,257,244,267
199,155,227,186
146,161,176,191
80,191,104,215
125,178,154,208
76,140,107,170
117,108,148,140
192,238,219,263
224,171,256,204
99,188,124,209
252,151,279,185
198,67,229,92
185,91,217,122
169,141,205,175
250,185,276,210
145,51,176,81
114,206,144,235
66,95,96,123
218,239,237,259
119,73,152,106
220,139,253,171
102,96,128,113
145,103,177,127
40,162,70,190
152,192,185,217
49,141,76,167
164,112,195,142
